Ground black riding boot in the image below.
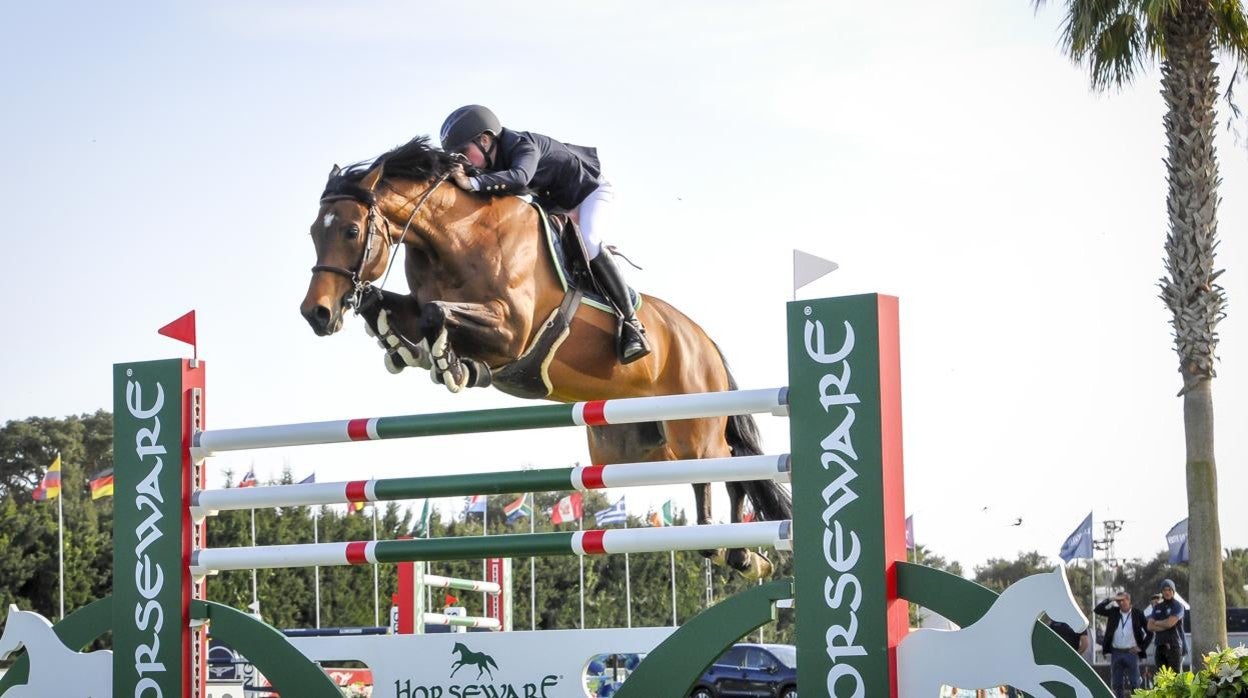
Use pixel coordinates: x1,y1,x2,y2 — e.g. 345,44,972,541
590,252,651,364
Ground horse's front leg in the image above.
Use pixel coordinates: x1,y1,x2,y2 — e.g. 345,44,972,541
421,300,508,393
358,289,432,373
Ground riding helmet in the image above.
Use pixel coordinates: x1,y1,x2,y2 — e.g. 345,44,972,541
439,105,502,151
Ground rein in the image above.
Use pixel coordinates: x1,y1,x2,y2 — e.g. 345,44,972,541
312,173,450,311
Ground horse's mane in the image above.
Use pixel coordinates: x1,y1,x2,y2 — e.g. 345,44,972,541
321,136,459,202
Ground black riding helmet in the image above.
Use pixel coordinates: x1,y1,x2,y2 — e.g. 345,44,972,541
439,105,502,152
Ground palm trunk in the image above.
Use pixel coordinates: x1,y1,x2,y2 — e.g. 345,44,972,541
1159,0,1229,666
1183,381,1226,664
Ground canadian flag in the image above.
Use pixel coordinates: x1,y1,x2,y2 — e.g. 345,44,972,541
550,493,583,525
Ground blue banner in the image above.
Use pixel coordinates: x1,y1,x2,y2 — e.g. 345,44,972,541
1166,518,1189,564
1058,511,1094,562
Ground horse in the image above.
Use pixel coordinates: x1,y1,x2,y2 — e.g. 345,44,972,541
0,605,112,698
897,566,1093,698
299,137,790,579
450,641,499,680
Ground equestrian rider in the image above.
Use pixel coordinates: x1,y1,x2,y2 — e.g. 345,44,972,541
439,105,651,365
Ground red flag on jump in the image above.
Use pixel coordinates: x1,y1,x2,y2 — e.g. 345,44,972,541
158,310,197,357
445,594,458,607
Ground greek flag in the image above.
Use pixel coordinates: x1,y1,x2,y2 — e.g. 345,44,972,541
1058,511,1094,562
594,497,628,527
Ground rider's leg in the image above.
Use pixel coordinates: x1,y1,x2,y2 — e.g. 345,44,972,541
579,178,651,363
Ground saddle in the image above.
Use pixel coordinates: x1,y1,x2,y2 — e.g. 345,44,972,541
490,205,640,399
542,208,640,312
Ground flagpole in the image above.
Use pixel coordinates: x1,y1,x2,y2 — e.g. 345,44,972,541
57,451,64,621
623,513,632,629
482,495,489,618
670,550,677,626
578,511,585,630
530,495,536,631
250,507,258,616
313,507,321,629
372,503,380,627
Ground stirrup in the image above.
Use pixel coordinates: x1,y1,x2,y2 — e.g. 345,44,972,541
617,319,651,364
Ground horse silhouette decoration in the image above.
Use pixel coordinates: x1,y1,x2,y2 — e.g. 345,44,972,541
450,642,499,681
0,605,112,698
898,566,1093,698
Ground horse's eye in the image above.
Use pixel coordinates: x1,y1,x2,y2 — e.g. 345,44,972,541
345,224,361,239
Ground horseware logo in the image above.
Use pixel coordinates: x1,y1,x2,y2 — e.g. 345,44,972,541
449,641,499,680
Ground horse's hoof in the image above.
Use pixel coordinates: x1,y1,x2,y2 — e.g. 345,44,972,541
384,353,405,374
741,552,774,581
399,345,430,370
442,366,467,393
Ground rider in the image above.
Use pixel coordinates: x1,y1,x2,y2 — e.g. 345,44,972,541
438,105,651,365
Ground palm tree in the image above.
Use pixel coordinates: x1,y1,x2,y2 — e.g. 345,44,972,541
1032,0,1248,664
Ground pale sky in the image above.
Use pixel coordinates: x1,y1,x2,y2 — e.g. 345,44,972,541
2,0,1245,575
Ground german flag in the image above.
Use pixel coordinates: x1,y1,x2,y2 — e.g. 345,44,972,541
90,469,115,500
32,456,61,502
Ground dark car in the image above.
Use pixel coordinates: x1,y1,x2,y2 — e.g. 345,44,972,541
688,643,797,698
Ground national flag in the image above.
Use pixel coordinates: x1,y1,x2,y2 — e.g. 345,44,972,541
504,494,532,524
594,496,628,527
298,472,316,485
465,495,487,516
238,469,257,488
89,468,115,500
550,493,583,525
1058,511,1094,563
32,455,62,502
647,500,674,528
905,515,915,550
350,500,366,515
1166,518,1189,564
412,499,431,537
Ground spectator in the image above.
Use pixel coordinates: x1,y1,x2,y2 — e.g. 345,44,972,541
1147,579,1185,673
1094,591,1153,696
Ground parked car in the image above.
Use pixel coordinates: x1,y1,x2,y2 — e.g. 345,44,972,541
688,643,797,698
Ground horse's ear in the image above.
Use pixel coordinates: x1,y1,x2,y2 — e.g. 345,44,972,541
360,163,385,192
328,164,341,179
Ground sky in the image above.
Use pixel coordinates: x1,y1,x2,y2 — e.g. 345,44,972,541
2,0,1246,577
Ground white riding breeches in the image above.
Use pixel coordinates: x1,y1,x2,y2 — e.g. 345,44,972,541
571,176,614,260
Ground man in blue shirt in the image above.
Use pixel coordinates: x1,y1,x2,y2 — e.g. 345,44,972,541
1147,579,1186,672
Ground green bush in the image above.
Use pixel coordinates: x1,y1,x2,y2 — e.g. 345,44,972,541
1135,646,1248,697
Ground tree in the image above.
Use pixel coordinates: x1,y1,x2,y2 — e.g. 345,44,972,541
1033,0,1248,664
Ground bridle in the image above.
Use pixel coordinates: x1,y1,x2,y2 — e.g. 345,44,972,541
311,173,450,311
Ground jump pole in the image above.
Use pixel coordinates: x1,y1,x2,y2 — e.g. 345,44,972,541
111,293,907,698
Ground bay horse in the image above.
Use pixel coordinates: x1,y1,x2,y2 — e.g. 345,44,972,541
299,137,790,578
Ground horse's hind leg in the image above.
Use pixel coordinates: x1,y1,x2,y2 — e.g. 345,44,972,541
724,481,773,579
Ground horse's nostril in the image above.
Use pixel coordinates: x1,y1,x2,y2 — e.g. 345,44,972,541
314,306,331,325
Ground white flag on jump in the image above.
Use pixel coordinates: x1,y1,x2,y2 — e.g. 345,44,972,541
793,249,838,295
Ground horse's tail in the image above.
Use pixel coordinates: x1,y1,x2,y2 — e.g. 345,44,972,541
486,656,499,669
716,345,793,522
